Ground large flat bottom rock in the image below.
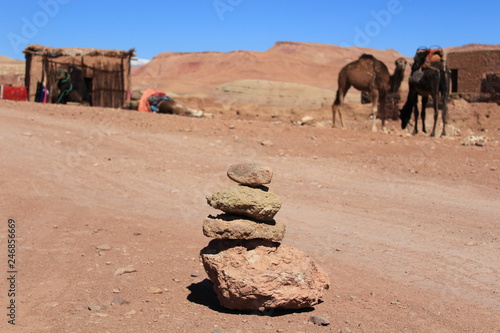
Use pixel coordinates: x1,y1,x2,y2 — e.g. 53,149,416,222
200,239,330,311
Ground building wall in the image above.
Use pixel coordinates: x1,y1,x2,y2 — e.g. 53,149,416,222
447,50,500,101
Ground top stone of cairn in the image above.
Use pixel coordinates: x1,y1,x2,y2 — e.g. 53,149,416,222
227,164,273,187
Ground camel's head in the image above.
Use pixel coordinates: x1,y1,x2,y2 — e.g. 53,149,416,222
390,58,408,93
56,68,68,80
395,58,407,71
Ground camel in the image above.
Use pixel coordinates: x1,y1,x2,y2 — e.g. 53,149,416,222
124,88,204,117
157,98,204,117
53,66,91,105
399,48,450,137
332,54,407,132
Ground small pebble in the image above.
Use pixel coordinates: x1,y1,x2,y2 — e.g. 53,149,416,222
310,315,330,326
146,287,163,294
260,140,273,146
110,295,129,305
45,302,59,307
88,304,106,311
114,266,137,276
96,244,112,251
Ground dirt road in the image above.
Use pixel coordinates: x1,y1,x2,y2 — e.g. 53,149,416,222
0,100,498,332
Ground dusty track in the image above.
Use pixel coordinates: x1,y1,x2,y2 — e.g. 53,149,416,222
0,100,498,332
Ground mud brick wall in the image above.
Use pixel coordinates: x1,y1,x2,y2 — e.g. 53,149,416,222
447,51,500,100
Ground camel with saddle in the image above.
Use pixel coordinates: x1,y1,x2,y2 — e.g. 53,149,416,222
399,47,451,137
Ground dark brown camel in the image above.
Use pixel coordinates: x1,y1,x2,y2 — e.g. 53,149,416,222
332,54,407,132
53,66,91,105
400,48,450,137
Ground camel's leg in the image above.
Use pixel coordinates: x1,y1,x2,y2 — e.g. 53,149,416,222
332,94,342,128
379,91,387,133
337,105,345,128
440,97,448,137
332,101,345,128
331,102,337,128
370,89,379,132
421,96,428,133
430,94,439,137
332,86,348,128
441,87,448,136
412,101,419,136
440,70,450,137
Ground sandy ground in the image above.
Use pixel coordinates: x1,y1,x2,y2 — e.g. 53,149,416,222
0,99,499,332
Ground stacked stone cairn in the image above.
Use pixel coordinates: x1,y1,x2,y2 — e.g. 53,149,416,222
200,163,330,311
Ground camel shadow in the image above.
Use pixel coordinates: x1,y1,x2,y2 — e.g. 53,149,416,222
186,279,316,317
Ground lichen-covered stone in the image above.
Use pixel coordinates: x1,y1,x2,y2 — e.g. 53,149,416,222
203,214,285,242
206,185,281,221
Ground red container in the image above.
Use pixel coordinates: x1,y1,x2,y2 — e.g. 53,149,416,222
1,86,28,101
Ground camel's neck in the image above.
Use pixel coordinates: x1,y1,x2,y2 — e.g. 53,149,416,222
389,66,405,93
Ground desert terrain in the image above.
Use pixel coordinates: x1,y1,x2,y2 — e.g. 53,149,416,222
0,55,24,87
0,42,499,332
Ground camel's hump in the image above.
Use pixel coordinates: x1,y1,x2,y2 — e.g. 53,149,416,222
359,54,375,60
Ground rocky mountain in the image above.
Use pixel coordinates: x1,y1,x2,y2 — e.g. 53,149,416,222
133,42,405,90
131,41,413,111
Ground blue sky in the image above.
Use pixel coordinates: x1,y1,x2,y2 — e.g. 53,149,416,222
0,0,498,61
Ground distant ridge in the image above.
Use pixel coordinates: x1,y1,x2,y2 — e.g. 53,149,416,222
445,43,500,54
131,41,409,96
